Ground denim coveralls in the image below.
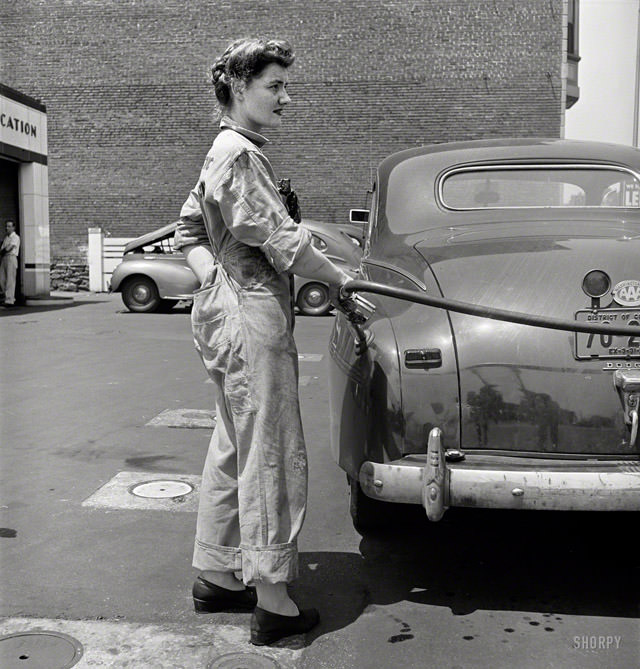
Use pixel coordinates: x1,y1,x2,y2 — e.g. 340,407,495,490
175,117,312,585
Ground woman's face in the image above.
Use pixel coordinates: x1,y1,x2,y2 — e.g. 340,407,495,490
230,62,291,133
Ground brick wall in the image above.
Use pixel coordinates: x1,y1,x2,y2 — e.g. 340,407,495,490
1,0,565,266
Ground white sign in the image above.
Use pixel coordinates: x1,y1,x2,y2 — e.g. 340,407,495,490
625,184,640,207
612,280,640,308
0,94,47,156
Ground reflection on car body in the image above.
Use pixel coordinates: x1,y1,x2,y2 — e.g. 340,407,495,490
109,219,362,314
328,138,640,531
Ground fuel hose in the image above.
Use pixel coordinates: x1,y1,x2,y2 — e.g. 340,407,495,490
341,279,640,337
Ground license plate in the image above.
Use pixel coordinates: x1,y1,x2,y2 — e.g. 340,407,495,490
575,309,640,359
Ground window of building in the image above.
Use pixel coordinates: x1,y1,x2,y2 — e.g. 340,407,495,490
567,0,579,57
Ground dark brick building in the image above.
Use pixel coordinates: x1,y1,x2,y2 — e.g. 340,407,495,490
1,0,571,274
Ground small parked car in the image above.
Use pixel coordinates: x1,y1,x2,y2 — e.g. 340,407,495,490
109,219,362,314
328,138,640,531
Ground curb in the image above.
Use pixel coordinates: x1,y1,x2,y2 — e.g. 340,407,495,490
25,294,75,306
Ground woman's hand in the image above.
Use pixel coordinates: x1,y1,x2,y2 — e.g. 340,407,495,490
328,273,368,324
183,244,215,284
328,272,351,307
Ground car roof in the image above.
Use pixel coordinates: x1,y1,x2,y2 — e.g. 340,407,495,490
371,138,640,241
378,138,640,182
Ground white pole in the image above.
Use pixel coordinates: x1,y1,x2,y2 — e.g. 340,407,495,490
88,227,104,292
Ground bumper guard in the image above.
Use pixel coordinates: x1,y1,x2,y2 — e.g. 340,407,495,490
358,428,640,519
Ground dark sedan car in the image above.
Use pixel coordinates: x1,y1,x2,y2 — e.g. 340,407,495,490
109,219,362,314
329,138,640,530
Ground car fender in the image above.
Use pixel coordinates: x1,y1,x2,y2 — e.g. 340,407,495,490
329,305,402,479
110,256,199,298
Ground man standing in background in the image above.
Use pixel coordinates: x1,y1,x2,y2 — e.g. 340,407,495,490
0,220,20,307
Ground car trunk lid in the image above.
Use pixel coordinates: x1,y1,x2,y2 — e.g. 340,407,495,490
414,219,640,456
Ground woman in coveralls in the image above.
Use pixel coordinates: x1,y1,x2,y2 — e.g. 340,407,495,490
174,38,351,645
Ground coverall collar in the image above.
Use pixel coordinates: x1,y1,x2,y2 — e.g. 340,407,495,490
220,116,269,147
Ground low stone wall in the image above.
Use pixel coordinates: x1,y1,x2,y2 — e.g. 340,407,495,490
50,259,90,292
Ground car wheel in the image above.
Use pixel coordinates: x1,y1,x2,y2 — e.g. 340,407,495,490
121,276,161,313
296,282,331,316
348,474,394,532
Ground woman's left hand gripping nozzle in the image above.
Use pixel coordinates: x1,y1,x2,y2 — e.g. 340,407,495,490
331,289,376,355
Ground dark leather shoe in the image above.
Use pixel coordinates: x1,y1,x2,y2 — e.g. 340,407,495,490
250,605,320,645
192,576,257,613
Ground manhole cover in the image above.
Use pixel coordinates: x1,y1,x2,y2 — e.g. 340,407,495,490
208,652,281,669
0,631,83,668
129,479,194,498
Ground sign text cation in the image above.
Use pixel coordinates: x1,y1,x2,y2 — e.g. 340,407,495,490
0,113,37,137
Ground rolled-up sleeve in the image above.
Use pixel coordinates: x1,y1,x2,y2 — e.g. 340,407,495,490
174,184,209,250
212,151,311,273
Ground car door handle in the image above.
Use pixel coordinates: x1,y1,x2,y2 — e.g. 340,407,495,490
404,349,442,369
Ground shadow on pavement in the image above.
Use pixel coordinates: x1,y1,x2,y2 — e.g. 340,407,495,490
114,303,193,316
0,300,106,316
295,311,335,318
296,508,638,643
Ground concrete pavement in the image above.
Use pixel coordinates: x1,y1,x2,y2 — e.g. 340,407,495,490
1,292,638,668
0,292,337,667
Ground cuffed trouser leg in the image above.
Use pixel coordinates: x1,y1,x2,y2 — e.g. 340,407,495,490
192,276,307,585
193,370,243,573
234,288,307,584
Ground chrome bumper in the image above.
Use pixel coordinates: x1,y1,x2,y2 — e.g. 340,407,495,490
358,428,640,519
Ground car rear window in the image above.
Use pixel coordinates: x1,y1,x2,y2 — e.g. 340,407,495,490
440,165,640,209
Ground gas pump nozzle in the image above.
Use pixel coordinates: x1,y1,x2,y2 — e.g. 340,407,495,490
337,288,376,355
338,292,376,326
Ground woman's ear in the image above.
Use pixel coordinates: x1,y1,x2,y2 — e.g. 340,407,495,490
230,78,246,99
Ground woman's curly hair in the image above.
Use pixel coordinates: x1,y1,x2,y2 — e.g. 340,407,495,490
210,38,295,109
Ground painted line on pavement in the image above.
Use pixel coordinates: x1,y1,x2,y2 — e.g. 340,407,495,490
298,353,324,361
82,472,201,512
0,617,301,668
146,408,216,428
